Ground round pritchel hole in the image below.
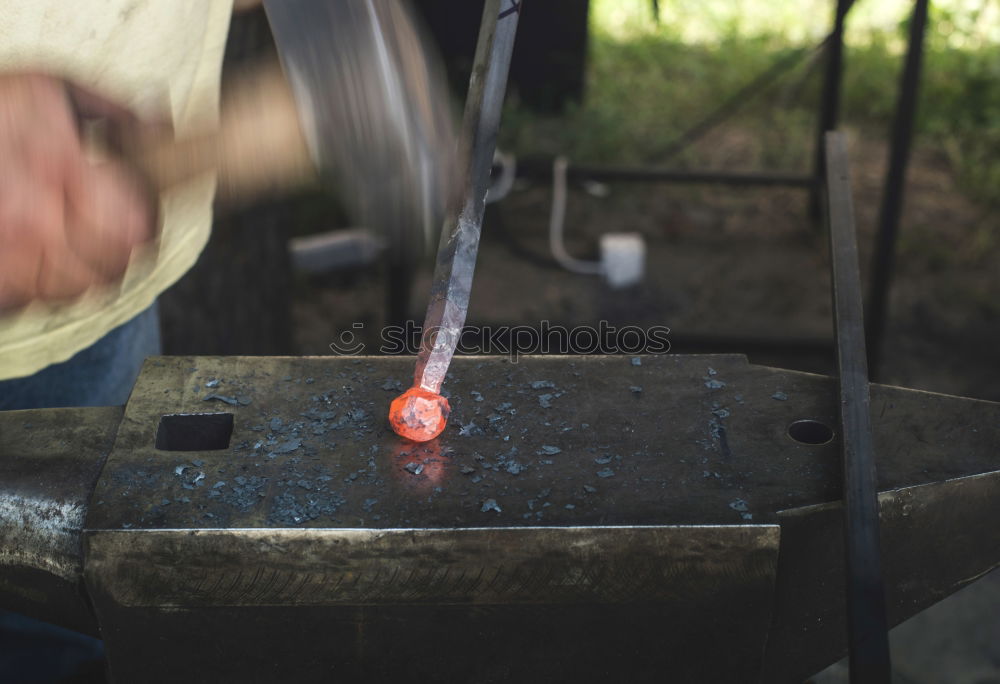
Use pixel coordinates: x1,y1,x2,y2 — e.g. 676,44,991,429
787,419,835,445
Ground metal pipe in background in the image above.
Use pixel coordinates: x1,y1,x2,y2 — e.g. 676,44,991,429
513,160,818,188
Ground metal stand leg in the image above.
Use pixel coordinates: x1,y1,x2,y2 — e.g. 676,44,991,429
810,0,853,220
866,0,930,381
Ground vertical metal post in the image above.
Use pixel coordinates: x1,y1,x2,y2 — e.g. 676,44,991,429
866,0,930,380
810,0,853,219
825,132,892,684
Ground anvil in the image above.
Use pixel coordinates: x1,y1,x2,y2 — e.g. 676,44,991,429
1,353,997,682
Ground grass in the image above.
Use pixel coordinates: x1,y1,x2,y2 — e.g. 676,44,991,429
499,0,1000,205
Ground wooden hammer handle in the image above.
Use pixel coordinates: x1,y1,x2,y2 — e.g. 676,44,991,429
125,63,315,201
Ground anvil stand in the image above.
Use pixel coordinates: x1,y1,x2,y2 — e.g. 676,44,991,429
1,2,997,682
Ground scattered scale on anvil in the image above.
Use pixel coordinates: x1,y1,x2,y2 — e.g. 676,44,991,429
100,354,871,530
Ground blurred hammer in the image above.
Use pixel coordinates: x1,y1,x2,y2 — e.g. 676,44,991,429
112,0,457,261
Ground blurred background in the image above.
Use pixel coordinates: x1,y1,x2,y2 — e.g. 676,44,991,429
159,4,999,680
165,0,1000,400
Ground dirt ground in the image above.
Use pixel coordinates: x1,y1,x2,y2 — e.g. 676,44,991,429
290,126,1000,682
294,127,1000,401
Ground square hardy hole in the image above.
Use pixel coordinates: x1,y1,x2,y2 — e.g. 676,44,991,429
155,413,234,451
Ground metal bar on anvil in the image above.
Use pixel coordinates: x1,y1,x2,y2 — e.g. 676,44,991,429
413,0,521,393
825,131,892,682
826,131,892,683
2,354,999,682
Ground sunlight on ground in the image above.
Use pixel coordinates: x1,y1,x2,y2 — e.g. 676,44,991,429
592,0,1000,51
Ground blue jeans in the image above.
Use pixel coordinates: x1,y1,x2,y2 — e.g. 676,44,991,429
0,304,160,682
0,303,161,410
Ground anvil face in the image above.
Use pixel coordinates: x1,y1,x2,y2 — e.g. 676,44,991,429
2,354,998,683
86,354,994,531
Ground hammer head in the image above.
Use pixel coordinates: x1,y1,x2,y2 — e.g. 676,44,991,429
264,0,458,262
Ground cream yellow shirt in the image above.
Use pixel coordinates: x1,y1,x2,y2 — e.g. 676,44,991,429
0,1,234,380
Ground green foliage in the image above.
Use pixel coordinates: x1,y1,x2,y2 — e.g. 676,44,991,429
918,44,1000,201
499,0,1000,204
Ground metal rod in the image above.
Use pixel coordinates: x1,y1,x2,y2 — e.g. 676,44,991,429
866,0,930,380
514,161,818,188
412,0,522,393
825,131,892,684
810,0,854,219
